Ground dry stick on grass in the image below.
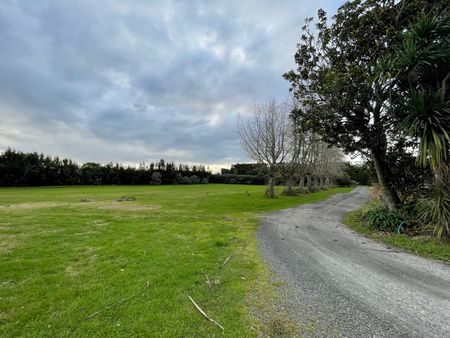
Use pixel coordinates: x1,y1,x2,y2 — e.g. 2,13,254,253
188,296,224,331
223,255,231,265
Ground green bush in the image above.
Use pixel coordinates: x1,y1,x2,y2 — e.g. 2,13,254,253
335,176,352,187
210,174,265,185
362,206,417,232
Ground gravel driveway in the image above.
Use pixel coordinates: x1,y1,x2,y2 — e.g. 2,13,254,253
258,186,450,337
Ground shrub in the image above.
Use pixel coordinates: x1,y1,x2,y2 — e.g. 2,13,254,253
210,174,265,185
190,175,200,184
419,184,450,238
363,207,402,231
362,205,419,232
175,174,192,184
150,172,162,185
343,162,373,185
335,176,352,187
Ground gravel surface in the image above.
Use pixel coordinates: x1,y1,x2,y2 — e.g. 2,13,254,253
258,187,450,338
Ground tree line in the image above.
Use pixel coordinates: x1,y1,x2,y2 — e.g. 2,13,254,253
0,149,211,187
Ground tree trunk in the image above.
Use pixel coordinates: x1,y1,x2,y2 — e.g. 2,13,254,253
283,175,296,195
299,176,305,194
314,175,319,190
371,148,400,210
306,174,312,192
265,176,275,198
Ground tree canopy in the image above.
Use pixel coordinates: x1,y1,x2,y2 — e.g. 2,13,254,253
284,0,448,210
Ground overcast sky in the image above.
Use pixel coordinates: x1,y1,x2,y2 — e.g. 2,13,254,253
0,0,340,171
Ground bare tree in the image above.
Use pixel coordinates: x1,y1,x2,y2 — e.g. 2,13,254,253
291,98,344,192
282,123,314,195
280,125,301,195
238,100,291,198
296,131,318,193
281,98,310,195
311,142,344,189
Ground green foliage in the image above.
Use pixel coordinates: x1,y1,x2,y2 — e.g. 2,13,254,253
384,12,450,168
284,0,420,208
379,10,450,237
385,142,434,203
360,201,423,232
345,203,450,262
405,89,450,168
285,0,448,211
230,163,266,176
343,162,373,185
335,176,352,187
175,174,208,184
210,174,265,185
150,172,162,185
0,149,211,186
419,179,450,238
362,206,409,232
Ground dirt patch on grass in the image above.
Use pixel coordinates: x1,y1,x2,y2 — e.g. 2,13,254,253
0,233,26,253
96,203,161,211
0,201,160,212
0,202,66,211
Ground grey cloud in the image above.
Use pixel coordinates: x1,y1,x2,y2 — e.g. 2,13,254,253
0,0,340,168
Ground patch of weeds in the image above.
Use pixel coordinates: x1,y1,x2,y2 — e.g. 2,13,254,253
0,233,26,253
115,196,136,202
271,280,287,287
267,317,298,337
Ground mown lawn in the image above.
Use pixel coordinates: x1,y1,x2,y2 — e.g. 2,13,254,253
0,184,353,337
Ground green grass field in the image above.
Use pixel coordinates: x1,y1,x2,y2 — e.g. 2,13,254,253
0,184,353,337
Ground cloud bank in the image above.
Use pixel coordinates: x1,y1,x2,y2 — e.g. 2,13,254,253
0,0,340,170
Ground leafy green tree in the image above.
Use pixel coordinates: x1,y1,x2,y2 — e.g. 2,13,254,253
284,0,444,209
343,162,373,186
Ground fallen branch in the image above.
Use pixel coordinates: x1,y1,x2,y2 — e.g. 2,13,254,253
188,296,224,331
223,255,231,265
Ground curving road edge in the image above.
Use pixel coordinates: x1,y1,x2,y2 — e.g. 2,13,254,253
258,186,450,338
